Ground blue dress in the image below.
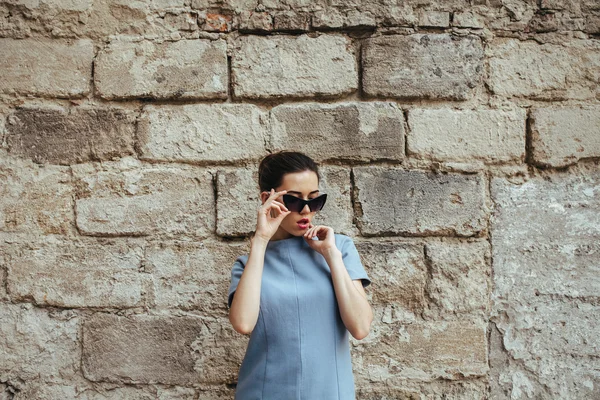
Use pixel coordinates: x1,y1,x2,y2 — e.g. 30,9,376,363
227,233,371,400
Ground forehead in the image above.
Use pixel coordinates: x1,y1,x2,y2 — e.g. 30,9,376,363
278,170,319,192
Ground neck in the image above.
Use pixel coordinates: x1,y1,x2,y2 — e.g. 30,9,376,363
270,228,294,241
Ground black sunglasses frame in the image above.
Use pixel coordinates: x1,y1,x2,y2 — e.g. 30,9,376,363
282,193,327,213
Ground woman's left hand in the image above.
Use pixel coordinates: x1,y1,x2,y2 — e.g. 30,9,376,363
303,224,337,256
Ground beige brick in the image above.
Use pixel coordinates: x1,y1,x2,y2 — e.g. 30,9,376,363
407,108,526,163
452,11,485,28
273,11,311,31
354,239,426,313
487,38,600,100
490,170,600,396
82,313,246,385
270,102,405,162
0,303,79,382
4,236,147,308
232,34,357,99
95,39,227,100
12,383,196,400
491,300,600,399
138,104,268,163
363,34,484,100
72,158,215,238
0,151,74,235
356,381,488,399
418,10,450,27
144,239,248,311
424,240,491,319
491,173,600,301
354,319,488,381
354,167,487,237
0,39,93,97
530,106,600,167
5,106,136,165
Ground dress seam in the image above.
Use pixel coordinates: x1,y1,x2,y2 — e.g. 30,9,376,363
333,290,341,399
261,305,267,399
286,241,302,400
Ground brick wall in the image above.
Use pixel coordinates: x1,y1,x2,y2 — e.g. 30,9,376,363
1,0,599,399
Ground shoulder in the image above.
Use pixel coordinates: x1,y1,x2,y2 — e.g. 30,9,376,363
233,253,249,270
334,233,354,249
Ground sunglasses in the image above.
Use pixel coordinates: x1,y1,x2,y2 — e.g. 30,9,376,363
281,193,327,213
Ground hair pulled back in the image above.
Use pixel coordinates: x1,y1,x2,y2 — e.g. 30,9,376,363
258,151,320,193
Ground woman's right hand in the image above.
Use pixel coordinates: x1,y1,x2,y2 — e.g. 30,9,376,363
254,189,291,242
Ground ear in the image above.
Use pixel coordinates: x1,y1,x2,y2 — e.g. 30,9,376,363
260,191,269,204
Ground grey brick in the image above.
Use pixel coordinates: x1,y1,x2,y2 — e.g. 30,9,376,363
95,39,228,100
0,39,93,97
354,167,487,237
363,34,483,100
270,102,404,162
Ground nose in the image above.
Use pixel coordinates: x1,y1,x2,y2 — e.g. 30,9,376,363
300,203,311,214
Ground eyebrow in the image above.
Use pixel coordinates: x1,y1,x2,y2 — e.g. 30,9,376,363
286,190,320,195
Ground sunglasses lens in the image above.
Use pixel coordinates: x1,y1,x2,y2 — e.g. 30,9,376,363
282,194,303,212
282,194,327,213
309,194,327,212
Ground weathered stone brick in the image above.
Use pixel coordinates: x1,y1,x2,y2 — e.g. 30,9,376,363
354,167,487,237
215,167,259,237
0,151,74,235
530,106,600,167
95,39,227,100
5,106,137,165
490,171,600,396
11,383,196,400
423,240,491,319
215,165,355,237
143,239,248,311
312,8,377,29
0,39,93,97
353,319,488,381
270,102,405,162
4,236,147,308
138,104,268,163
238,10,273,31
72,157,215,238
0,303,79,382
273,10,311,31
232,34,357,99
418,10,450,27
491,173,600,302
82,313,246,385
356,381,488,400
354,239,426,313
452,11,484,28
362,34,484,100
491,299,600,399
487,38,600,100
407,108,526,163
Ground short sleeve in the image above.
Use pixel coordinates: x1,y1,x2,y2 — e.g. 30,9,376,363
227,257,246,309
341,236,371,288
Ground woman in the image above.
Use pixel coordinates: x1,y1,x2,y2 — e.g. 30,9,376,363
227,150,373,399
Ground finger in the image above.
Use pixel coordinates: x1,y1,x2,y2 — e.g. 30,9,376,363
272,200,289,212
264,189,288,207
269,202,286,216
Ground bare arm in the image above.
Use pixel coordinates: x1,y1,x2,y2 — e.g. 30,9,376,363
228,188,290,335
228,236,269,335
323,248,373,340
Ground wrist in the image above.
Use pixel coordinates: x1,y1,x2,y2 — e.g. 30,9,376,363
251,234,270,248
321,247,342,261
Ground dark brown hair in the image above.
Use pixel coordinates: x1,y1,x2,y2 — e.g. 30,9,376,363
258,151,320,193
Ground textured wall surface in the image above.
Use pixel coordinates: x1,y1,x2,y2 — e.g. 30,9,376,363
1,0,599,399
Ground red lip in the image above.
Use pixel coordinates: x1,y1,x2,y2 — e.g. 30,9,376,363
297,218,309,224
